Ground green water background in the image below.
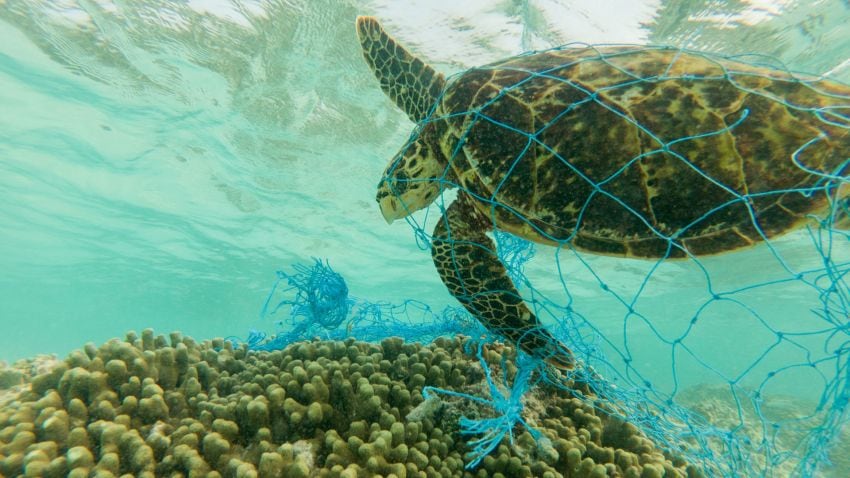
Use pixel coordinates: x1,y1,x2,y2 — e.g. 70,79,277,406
1,0,850,404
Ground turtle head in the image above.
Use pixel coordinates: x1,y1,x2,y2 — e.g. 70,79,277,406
377,124,449,223
357,16,452,223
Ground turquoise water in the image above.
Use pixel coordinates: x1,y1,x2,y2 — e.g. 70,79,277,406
2,0,850,390
0,0,415,361
2,1,850,474
2,0,847,362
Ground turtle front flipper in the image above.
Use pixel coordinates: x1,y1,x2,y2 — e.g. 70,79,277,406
356,16,446,123
431,193,575,370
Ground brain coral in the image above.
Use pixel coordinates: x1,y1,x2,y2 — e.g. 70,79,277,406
0,329,699,477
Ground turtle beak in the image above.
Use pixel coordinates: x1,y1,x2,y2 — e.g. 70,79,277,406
378,195,404,224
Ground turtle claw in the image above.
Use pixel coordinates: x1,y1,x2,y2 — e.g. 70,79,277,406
544,352,575,371
539,339,575,370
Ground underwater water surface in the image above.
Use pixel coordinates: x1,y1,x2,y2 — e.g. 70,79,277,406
2,0,850,476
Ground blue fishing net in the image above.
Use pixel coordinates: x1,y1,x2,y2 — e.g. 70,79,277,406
390,45,850,478
234,258,488,352
240,45,850,477
423,341,548,469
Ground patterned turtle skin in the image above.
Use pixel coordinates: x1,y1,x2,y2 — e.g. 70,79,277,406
356,16,850,369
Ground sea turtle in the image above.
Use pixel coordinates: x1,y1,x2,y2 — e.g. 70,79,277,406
355,16,850,369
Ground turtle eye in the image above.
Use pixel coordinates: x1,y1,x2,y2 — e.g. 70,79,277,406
393,172,410,194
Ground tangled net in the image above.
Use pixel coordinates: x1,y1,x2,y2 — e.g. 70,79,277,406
246,45,850,477
237,259,487,352
387,44,850,477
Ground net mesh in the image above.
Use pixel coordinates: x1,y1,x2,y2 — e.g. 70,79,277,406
235,258,487,352
242,45,850,477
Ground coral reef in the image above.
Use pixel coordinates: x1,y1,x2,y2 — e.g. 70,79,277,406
0,329,699,477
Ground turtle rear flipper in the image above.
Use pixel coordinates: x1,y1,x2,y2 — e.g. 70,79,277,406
431,193,575,370
356,16,446,123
